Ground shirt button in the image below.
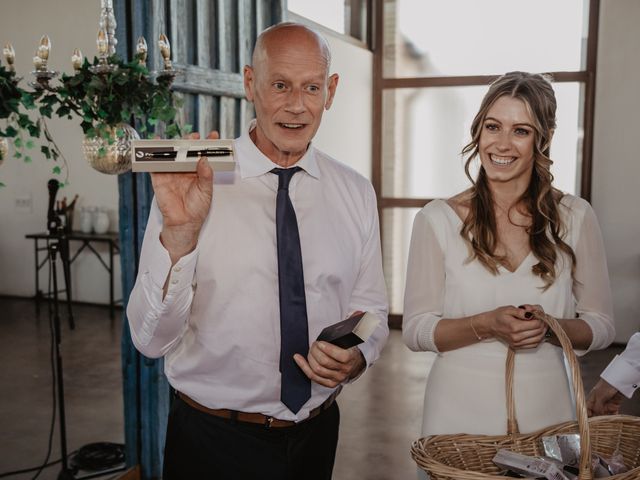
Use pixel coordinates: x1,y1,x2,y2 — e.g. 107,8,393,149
633,384,638,389
174,266,182,272
171,279,179,285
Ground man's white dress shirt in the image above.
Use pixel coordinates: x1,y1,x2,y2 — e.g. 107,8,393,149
601,332,640,398
127,121,389,421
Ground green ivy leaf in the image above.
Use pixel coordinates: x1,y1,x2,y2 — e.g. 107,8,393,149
25,139,35,149
21,93,36,109
165,124,180,138
14,137,23,148
39,104,53,117
52,165,61,174
27,124,40,137
24,155,32,163
41,146,51,159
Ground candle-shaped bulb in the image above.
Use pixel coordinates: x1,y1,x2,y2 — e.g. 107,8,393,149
97,29,108,56
158,33,172,69
37,35,51,61
136,36,147,64
33,52,44,70
71,48,83,71
3,43,15,70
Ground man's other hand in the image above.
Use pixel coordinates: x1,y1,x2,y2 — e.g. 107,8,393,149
294,341,366,388
586,378,625,416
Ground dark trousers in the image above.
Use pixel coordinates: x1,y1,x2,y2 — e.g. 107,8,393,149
163,396,340,480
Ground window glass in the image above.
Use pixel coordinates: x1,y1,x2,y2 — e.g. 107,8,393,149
384,0,587,78
382,83,582,199
288,0,345,34
382,208,421,314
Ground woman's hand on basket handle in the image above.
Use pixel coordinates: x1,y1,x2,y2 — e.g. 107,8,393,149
477,305,547,349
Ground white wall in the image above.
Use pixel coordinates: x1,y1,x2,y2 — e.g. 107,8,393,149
287,13,373,180
592,0,640,342
0,5,372,306
0,0,121,304
3,2,635,342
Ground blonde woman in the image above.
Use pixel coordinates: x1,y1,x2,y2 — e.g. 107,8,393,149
403,72,615,440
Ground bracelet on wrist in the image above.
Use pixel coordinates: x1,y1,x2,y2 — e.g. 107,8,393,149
469,316,484,341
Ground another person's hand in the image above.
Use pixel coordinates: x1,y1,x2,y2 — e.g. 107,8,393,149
294,341,366,388
485,305,547,349
587,378,625,416
151,131,219,263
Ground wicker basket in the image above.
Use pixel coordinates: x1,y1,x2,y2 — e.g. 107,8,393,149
411,312,640,480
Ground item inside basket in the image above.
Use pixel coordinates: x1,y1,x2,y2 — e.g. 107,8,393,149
542,434,629,477
493,435,630,478
493,449,572,480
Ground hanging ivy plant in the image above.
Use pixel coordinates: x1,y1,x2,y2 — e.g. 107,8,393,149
0,64,63,185
0,52,188,186
54,54,187,142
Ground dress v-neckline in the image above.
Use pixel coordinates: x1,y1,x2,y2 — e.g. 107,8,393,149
439,199,534,274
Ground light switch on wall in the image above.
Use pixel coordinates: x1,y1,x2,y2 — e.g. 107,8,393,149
15,194,33,213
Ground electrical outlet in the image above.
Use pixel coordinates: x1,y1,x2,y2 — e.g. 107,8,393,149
15,195,33,213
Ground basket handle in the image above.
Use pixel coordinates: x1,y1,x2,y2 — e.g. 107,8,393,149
505,311,592,480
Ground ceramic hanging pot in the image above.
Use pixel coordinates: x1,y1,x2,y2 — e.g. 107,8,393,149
82,123,139,174
0,137,8,166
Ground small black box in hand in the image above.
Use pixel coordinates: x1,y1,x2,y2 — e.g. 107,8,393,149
317,312,379,349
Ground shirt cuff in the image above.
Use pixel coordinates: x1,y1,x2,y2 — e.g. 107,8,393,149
148,240,199,293
601,354,640,399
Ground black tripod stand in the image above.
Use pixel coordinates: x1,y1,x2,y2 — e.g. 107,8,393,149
46,179,125,480
46,178,75,480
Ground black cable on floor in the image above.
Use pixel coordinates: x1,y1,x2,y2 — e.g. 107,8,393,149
70,443,125,472
0,260,69,480
0,267,126,479
30,258,60,480
0,458,62,479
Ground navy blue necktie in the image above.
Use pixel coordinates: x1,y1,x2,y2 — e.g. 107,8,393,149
272,167,311,414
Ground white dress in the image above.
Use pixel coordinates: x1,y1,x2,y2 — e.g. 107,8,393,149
403,196,615,437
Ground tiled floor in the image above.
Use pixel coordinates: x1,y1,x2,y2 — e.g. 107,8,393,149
0,297,637,479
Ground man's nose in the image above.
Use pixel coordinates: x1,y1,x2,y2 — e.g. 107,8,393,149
284,89,305,114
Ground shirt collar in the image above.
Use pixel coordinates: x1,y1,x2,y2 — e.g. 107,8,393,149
234,119,320,180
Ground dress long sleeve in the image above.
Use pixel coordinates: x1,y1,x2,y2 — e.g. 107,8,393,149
571,199,616,351
402,206,445,353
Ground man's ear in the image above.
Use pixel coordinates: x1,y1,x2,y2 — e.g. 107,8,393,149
243,65,255,102
324,73,339,110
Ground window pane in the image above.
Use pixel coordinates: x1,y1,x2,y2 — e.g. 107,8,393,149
288,0,345,33
382,207,421,314
382,83,582,199
384,0,587,78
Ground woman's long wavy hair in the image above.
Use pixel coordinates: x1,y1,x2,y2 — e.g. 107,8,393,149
460,71,576,289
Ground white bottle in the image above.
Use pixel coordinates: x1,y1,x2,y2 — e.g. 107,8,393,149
93,207,110,234
79,207,94,234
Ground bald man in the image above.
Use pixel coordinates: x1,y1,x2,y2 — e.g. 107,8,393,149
127,22,389,479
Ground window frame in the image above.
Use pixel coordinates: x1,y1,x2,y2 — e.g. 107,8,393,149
287,0,373,47
370,0,601,322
